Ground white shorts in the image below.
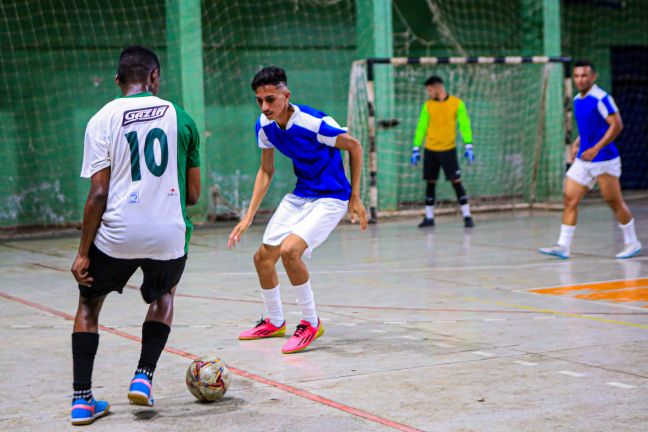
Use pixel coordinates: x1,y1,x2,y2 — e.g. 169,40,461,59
263,194,348,257
566,157,621,189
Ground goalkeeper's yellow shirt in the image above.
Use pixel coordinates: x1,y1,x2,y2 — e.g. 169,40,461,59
413,95,473,152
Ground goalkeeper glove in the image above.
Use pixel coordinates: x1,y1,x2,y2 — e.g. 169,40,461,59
464,144,475,165
410,147,421,166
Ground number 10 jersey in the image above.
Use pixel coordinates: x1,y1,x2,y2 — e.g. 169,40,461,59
81,92,200,260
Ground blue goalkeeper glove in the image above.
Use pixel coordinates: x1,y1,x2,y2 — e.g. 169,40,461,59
464,144,475,165
410,147,421,166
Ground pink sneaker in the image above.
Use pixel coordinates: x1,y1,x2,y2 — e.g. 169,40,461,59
239,317,286,340
281,319,324,354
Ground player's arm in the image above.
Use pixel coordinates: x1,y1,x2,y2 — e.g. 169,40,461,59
411,103,428,166
335,133,368,230
186,167,201,206
228,148,275,248
71,167,110,287
457,100,475,163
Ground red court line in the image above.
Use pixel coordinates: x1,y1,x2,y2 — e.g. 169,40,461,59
0,290,423,432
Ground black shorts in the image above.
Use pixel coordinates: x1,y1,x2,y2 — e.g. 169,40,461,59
78,243,187,303
423,149,461,181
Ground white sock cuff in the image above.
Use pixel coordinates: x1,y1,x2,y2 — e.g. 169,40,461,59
619,218,635,229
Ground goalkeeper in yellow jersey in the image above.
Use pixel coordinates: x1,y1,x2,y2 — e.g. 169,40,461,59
411,75,474,228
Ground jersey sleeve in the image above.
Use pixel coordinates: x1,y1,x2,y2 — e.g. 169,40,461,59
598,94,619,119
317,115,347,147
457,100,473,144
413,103,429,148
256,117,274,149
174,104,201,168
80,115,111,178
186,116,200,168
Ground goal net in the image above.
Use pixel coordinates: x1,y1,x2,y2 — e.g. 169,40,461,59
347,57,570,220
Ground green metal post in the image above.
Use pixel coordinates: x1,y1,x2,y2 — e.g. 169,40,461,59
166,0,208,218
356,0,397,212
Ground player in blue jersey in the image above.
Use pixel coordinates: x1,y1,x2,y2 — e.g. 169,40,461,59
228,66,367,354
540,60,641,259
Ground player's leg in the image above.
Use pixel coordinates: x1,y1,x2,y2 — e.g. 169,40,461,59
240,195,300,340
441,149,473,227
539,177,588,258
597,174,641,258
420,149,440,227
280,197,347,354
238,243,287,339
128,255,186,407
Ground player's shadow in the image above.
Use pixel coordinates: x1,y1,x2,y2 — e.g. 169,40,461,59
133,397,245,420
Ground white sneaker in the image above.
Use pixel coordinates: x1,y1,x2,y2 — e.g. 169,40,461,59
539,244,570,259
615,241,642,259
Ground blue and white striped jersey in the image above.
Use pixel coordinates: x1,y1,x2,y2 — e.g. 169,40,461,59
255,104,351,200
574,84,620,162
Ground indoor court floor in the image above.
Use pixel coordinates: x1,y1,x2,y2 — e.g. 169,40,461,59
1,200,647,431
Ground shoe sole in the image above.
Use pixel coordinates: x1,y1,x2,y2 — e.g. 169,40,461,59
616,248,641,259
239,327,286,340
71,403,110,426
282,325,324,354
128,391,154,407
538,249,569,259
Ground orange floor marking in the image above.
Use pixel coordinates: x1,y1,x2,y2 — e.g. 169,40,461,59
575,287,648,303
531,278,648,296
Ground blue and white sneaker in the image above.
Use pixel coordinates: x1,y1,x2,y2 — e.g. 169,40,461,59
70,397,110,426
128,373,154,407
615,241,642,259
539,244,570,259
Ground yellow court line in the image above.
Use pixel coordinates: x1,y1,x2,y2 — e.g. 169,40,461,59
464,297,648,330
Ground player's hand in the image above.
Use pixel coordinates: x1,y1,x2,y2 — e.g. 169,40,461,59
580,147,598,162
71,253,93,287
348,195,368,231
228,218,252,248
410,147,421,166
464,144,475,165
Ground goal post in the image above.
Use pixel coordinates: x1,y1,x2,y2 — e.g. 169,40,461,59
348,55,573,223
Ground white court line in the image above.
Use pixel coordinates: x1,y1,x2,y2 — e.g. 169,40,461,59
473,351,495,357
513,360,538,366
607,382,636,389
384,321,407,324
370,329,387,333
483,318,507,322
10,325,31,328
434,342,456,348
434,320,457,323
533,316,557,320
336,322,358,327
557,370,586,377
189,324,212,328
400,335,418,340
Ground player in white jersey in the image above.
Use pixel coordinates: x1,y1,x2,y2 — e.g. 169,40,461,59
228,66,367,354
69,46,201,425
540,60,641,259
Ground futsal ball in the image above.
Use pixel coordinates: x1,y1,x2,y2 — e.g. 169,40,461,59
186,357,231,402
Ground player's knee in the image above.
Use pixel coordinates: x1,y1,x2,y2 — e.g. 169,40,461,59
279,244,302,264
253,246,274,267
563,194,579,209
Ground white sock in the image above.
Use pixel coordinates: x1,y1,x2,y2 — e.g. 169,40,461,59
557,224,576,249
461,203,471,218
619,219,638,244
294,280,318,327
261,285,284,327
425,205,434,219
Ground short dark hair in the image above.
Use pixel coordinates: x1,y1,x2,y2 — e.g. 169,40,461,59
251,66,288,91
573,59,595,72
425,75,443,86
117,45,160,85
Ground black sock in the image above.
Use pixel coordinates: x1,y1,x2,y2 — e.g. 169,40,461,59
72,332,99,401
425,182,436,208
136,321,171,382
452,182,468,206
